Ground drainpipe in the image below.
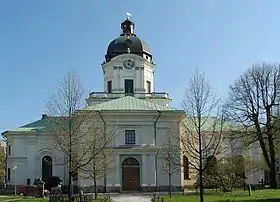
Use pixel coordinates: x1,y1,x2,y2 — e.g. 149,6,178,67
154,110,161,193
97,111,107,193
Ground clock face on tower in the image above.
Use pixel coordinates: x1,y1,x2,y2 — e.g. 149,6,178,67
123,59,135,70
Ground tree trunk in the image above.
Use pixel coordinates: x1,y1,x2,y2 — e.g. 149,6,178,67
168,173,172,198
93,143,98,199
103,170,107,193
248,184,251,196
198,125,204,202
268,134,277,188
199,170,204,202
266,110,278,189
269,169,277,188
93,170,97,200
68,171,72,202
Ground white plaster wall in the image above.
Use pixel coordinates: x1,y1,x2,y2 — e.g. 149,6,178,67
6,111,182,188
227,134,266,185
156,121,181,187
141,154,156,186
157,157,181,187
102,54,155,94
6,157,27,186
78,153,118,187
6,133,67,186
77,112,182,188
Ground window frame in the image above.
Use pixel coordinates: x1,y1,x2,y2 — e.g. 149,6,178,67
107,80,112,93
124,79,134,95
183,156,190,180
7,168,11,181
125,130,136,145
8,145,11,155
146,81,151,93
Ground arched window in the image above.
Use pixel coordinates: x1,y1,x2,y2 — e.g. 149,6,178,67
234,155,245,179
206,155,217,174
42,156,52,181
122,158,140,166
183,156,189,180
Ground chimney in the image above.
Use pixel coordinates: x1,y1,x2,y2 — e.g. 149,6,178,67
42,114,47,119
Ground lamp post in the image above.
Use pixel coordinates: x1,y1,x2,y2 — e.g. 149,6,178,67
13,165,17,196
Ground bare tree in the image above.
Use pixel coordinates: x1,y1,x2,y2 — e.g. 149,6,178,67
180,70,225,202
45,72,107,200
80,121,117,199
226,63,280,188
157,126,181,197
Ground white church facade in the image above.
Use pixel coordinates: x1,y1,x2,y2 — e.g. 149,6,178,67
2,17,185,192
2,17,271,192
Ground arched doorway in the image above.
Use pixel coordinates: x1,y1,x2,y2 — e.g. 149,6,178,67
42,156,53,181
122,157,140,191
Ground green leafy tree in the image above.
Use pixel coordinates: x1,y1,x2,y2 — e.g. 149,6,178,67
205,156,260,194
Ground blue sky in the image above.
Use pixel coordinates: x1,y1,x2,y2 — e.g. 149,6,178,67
1,0,280,136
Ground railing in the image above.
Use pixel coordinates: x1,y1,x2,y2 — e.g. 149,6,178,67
89,92,169,99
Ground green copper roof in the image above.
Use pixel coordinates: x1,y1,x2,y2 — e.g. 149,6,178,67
6,117,59,133
86,96,182,112
5,96,183,134
181,117,239,133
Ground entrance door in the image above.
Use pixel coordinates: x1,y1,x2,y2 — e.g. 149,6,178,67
42,156,53,181
122,158,140,191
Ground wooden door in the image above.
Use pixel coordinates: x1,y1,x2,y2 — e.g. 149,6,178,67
122,166,140,191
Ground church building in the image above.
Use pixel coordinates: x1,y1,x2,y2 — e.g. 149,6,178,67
2,17,185,192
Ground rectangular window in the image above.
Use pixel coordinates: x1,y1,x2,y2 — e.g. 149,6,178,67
124,79,134,95
125,130,136,145
7,168,11,181
146,81,151,93
8,145,11,155
107,80,112,93
183,156,190,180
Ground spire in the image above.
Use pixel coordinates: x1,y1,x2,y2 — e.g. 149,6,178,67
121,12,136,36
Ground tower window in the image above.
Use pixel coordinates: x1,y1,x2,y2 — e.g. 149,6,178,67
7,168,11,181
107,80,112,93
124,79,134,95
8,145,11,155
125,130,136,145
146,81,151,93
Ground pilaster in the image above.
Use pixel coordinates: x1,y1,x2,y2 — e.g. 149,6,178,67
149,154,156,186
141,154,147,186
115,154,120,186
26,136,37,182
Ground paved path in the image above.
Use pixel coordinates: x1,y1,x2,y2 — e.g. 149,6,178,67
111,194,151,202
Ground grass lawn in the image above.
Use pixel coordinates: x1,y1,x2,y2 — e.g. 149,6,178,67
0,196,103,202
0,196,48,202
161,189,280,202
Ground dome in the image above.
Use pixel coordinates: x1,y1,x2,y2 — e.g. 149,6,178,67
105,18,152,62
